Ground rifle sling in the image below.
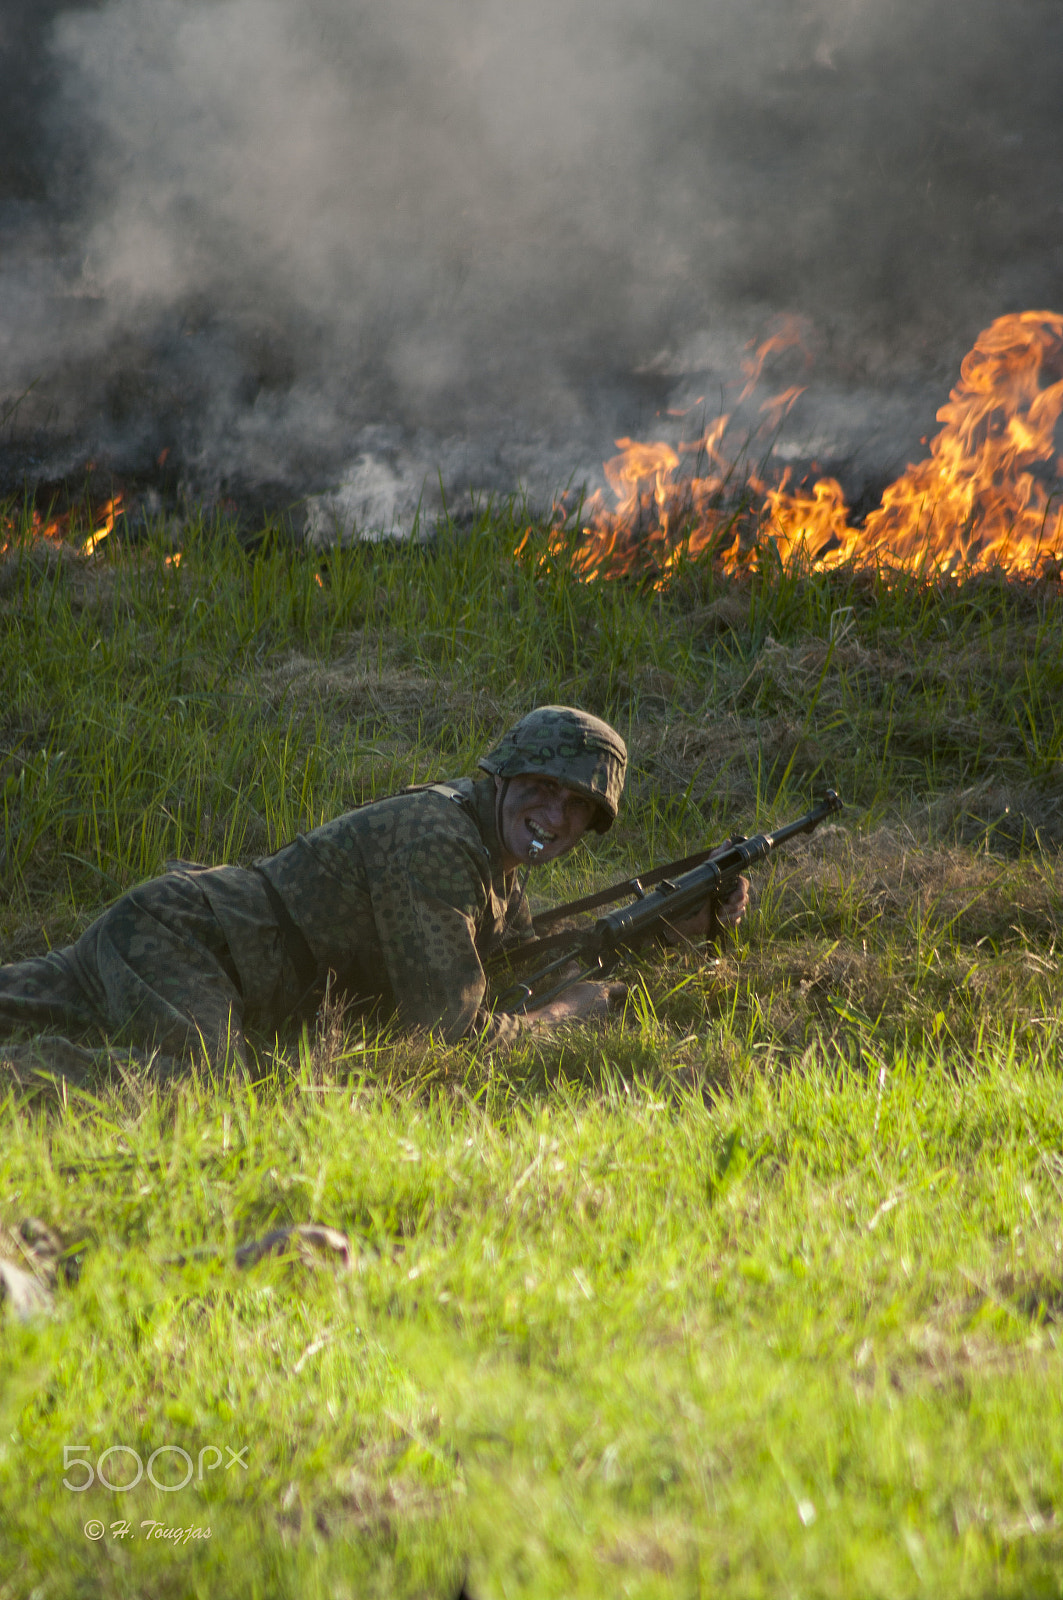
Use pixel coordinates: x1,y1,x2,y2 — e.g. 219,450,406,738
532,839,740,928
491,923,597,973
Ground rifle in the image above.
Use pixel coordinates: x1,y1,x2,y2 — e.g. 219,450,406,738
493,790,843,1014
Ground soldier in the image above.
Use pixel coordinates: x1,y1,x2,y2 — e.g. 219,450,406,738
0,706,748,1074
0,708,608,1071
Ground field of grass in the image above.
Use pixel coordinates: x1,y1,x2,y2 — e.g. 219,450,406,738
1,501,1062,1597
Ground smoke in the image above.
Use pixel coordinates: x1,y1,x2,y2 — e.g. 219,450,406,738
2,0,1061,525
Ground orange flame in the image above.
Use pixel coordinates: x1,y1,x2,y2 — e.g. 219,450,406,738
520,311,1063,586
83,495,123,554
1,493,123,558
737,314,813,404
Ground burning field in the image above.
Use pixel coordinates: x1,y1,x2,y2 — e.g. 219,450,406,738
7,310,1063,597
519,310,1063,587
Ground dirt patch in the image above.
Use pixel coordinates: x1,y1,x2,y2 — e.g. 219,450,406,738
251,652,510,752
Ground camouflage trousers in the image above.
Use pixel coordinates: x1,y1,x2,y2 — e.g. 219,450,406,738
0,873,273,1070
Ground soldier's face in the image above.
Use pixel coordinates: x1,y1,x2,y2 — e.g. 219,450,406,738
495,774,597,868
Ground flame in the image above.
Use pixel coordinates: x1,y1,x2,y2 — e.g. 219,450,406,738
1,493,123,559
737,314,813,403
520,311,1063,586
83,495,123,554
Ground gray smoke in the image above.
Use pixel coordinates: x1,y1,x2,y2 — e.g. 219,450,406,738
1,0,1061,528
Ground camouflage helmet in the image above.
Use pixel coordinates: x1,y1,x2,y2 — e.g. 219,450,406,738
479,706,627,832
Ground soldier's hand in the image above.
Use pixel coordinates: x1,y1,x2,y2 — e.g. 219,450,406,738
660,874,751,944
525,979,628,1030
716,874,750,928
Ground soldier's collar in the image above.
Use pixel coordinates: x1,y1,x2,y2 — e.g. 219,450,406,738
466,775,513,882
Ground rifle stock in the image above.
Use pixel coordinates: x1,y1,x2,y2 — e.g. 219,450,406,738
495,790,843,1014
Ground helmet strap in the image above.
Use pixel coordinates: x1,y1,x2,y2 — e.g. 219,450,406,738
496,774,537,929
494,775,510,845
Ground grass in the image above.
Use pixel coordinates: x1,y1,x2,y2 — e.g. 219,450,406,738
0,499,1062,1597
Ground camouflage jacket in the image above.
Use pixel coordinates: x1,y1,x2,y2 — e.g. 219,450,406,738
201,777,532,1045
